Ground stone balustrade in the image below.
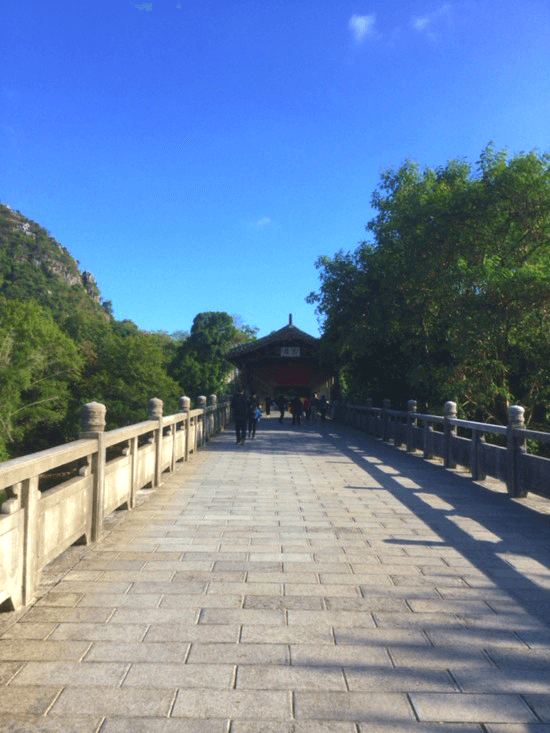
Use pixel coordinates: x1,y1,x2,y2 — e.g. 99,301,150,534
332,400,550,501
0,396,231,612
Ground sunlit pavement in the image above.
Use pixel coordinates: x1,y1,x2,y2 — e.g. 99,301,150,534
1,413,550,732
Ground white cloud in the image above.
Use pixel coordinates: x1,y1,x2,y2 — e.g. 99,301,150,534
131,2,153,11
346,5,453,49
410,3,452,40
349,14,377,43
248,217,272,230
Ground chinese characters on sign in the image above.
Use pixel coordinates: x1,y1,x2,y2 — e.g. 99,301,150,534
281,347,301,357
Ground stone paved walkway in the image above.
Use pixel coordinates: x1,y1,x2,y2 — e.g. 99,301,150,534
1,414,550,732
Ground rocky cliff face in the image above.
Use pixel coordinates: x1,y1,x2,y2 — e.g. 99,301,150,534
81,270,100,300
0,202,104,315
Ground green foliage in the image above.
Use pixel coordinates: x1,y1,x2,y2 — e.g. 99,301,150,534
101,299,114,317
0,204,258,459
170,329,190,342
75,328,182,428
309,145,550,425
169,312,256,399
62,311,182,430
0,203,106,324
0,299,82,460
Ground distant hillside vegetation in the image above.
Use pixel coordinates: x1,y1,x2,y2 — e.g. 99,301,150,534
0,202,106,321
0,202,255,461
0,201,185,459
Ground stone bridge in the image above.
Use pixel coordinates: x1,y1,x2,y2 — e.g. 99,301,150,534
1,411,550,730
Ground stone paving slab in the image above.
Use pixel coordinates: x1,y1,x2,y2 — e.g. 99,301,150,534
1,415,550,730
0,714,104,732
409,693,537,723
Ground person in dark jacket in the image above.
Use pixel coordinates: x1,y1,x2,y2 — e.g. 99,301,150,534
247,392,259,438
231,388,248,444
319,395,328,422
310,393,319,422
291,395,303,425
276,395,286,423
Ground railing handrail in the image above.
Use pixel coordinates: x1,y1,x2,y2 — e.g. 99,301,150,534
332,399,549,503
0,394,232,612
0,438,97,487
447,417,508,435
339,402,535,436
515,427,550,444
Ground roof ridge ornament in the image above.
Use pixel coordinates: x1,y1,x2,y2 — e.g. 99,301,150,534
289,313,293,326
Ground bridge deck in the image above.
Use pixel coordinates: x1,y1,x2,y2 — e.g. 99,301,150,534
1,415,550,732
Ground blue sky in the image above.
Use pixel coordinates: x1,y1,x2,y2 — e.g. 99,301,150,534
2,0,550,339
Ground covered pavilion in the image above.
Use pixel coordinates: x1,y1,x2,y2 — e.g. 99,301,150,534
225,315,334,402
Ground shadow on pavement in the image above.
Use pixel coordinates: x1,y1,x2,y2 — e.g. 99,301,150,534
207,415,550,631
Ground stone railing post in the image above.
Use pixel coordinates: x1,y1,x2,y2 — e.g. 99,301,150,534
209,394,217,436
406,400,417,452
80,401,106,542
1,474,40,609
351,402,361,429
358,403,367,432
506,405,527,497
19,476,40,607
218,395,225,430
365,398,373,435
382,399,391,442
444,401,457,469
148,398,163,488
223,395,231,427
179,396,191,462
197,395,207,446
394,402,404,449
423,414,434,459
471,428,486,482
122,431,139,510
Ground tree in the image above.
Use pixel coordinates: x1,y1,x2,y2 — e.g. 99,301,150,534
67,315,182,429
0,202,107,326
0,205,262,454
231,314,259,342
101,299,114,317
169,312,256,398
0,299,82,459
309,145,550,424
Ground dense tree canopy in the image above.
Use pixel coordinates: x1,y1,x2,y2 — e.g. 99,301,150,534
169,311,257,398
308,146,550,426
69,314,183,430
0,204,258,458
0,300,82,460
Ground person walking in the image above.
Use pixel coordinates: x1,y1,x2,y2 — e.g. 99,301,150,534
310,393,319,422
231,387,248,445
291,395,303,425
276,395,286,423
247,392,260,438
265,396,271,416
319,395,328,422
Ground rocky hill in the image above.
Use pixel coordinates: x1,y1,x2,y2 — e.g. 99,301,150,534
0,202,105,320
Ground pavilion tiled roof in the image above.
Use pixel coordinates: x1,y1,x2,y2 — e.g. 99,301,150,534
226,320,318,360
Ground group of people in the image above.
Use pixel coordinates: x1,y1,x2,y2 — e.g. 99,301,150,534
233,390,328,444
274,393,328,425
230,389,262,445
